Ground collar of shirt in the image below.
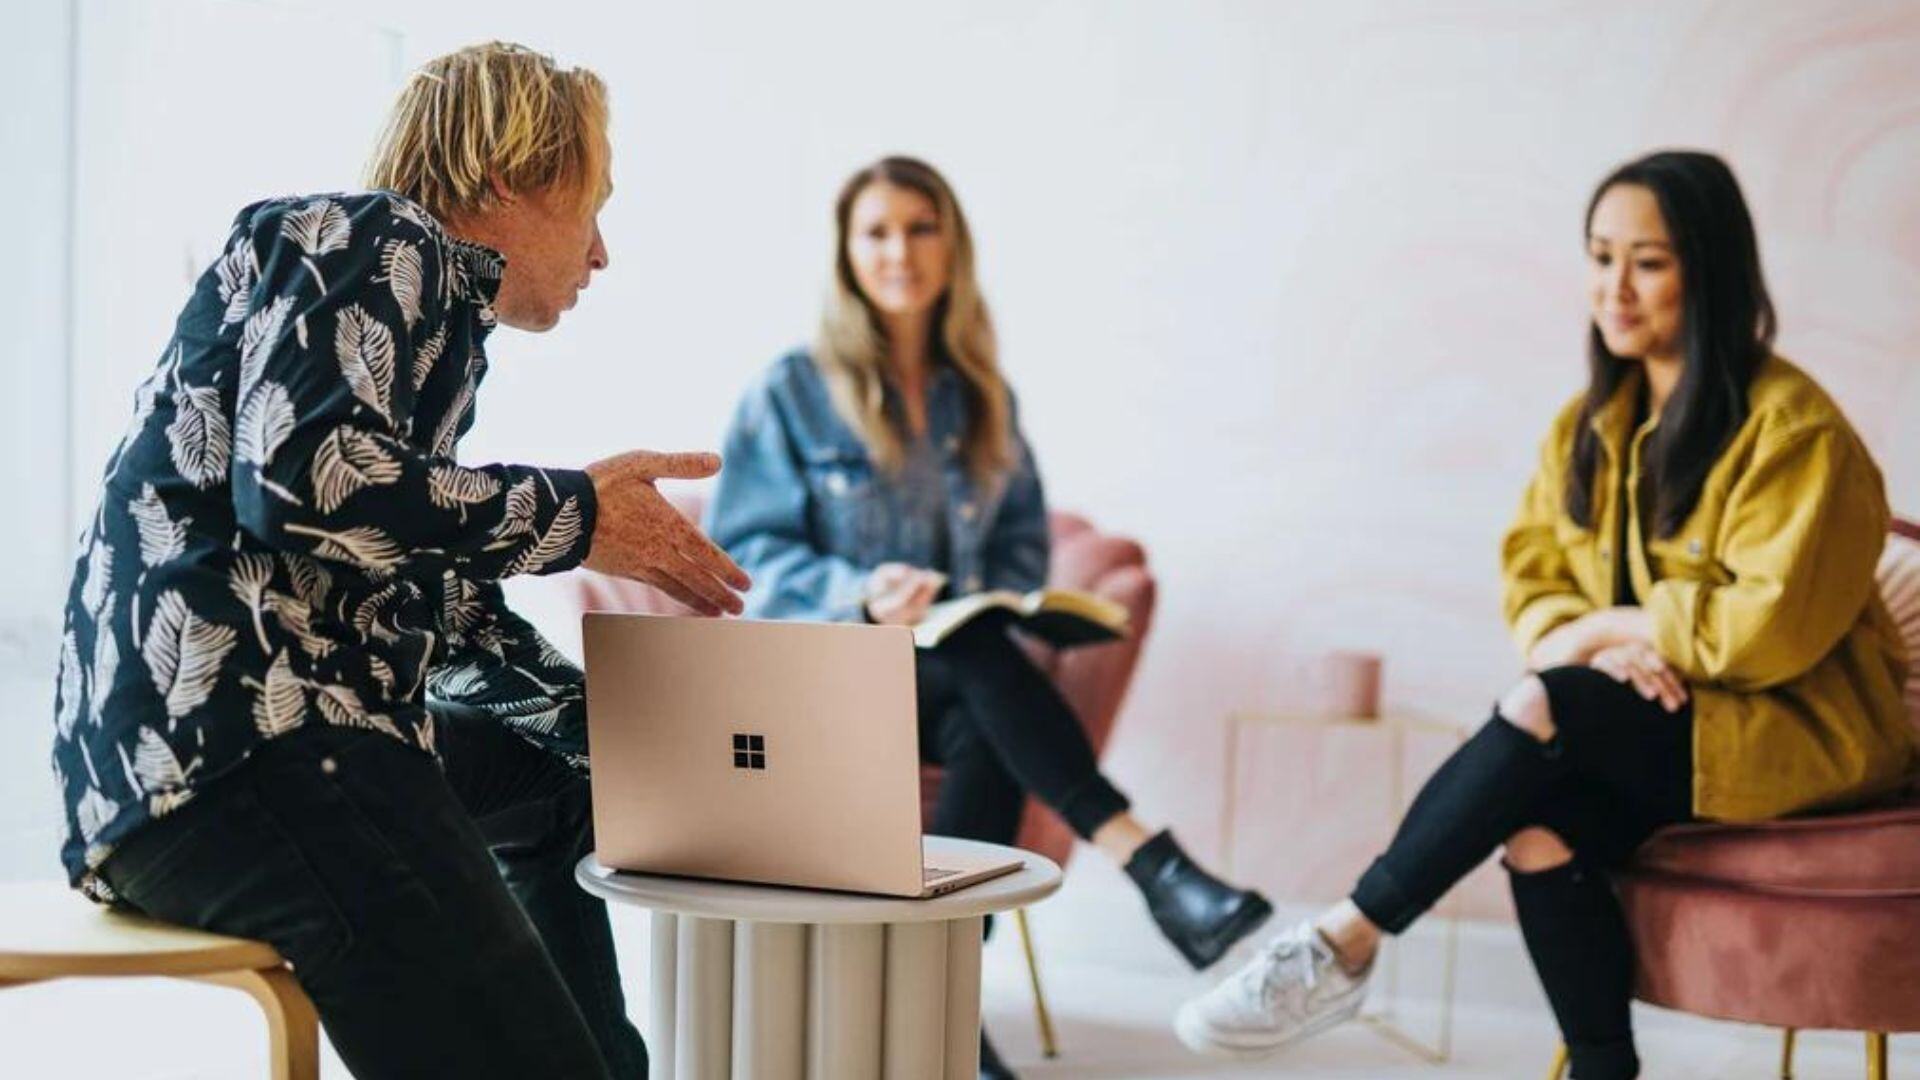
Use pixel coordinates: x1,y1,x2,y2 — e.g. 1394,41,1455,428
445,234,505,332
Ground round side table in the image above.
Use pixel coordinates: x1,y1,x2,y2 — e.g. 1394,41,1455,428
577,836,1061,1080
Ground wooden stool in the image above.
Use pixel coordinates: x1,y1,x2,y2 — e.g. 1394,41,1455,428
0,880,318,1079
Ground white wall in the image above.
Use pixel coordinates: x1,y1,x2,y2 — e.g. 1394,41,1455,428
3,1,1917,913
0,0,77,881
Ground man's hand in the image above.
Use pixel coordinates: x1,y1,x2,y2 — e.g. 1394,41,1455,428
1588,641,1690,712
864,563,946,626
581,450,751,616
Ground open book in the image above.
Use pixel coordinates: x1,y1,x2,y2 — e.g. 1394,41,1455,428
913,588,1130,650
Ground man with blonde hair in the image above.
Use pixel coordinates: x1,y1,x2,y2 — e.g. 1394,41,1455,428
49,41,738,1077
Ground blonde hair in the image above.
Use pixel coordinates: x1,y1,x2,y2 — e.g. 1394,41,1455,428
364,41,609,221
816,156,1012,482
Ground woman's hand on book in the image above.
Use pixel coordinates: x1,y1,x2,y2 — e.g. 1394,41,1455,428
864,563,946,626
581,449,751,616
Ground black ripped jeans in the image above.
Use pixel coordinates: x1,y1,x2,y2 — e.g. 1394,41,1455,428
1349,665,1695,1080
914,613,1131,847
99,703,646,1079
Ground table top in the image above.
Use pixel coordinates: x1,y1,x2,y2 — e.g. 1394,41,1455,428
0,879,284,980
576,836,1062,924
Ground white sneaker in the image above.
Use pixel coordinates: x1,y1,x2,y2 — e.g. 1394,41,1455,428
1174,920,1372,1058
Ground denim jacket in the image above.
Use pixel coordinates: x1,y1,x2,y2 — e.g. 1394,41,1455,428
706,349,1049,622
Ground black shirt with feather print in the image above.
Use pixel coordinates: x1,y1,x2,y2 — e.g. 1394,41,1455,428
52,191,598,898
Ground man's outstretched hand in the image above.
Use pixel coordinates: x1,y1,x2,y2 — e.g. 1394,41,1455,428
581,450,751,616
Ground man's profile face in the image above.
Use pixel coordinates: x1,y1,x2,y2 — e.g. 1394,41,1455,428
485,182,610,332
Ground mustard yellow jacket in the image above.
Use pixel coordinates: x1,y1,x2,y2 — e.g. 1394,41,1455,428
1502,356,1913,822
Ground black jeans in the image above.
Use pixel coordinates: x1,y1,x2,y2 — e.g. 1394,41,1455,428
99,703,646,1080
1349,665,1693,1080
914,613,1130,844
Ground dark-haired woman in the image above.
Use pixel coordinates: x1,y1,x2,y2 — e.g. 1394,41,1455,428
1175,150,1913,1078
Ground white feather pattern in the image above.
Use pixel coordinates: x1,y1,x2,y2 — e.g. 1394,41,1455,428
506,705,567,737
76,787,116,845
142,590,237,720
238,295,295,403
280,199,352,257
130,484,188,568
427,464,502,513
311,681,405,739
427,663,489,699
352,582,402,644
283,523,405,573
229,553,275,653
91,618,120,717
252,651,307,737
491,478,538,546
80,541,114,620
381,239,425,328
281,553,333,609
311,427,403,514
214,238,256,328
268,591,334,660
441,573,485,637
386,196,438,236
132,726,187,792
368,655,397,697
55,632,84,739
165,381,231,488
411,324,449,392
432,375,475,458
237,381,296,468
334,304,397,422
505,496,584,576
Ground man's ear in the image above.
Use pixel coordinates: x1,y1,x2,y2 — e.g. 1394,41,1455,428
488,174,518,206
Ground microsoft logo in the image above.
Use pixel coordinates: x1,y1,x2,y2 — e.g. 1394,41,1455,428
732,733,767,770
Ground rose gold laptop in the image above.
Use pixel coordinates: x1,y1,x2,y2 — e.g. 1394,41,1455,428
581,613,1023,898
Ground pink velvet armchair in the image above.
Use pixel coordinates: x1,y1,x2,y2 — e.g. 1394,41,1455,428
1550,519,1920,1079
561,491,1157,1058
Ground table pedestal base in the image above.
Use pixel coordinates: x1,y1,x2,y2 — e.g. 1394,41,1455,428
647,912,986,1080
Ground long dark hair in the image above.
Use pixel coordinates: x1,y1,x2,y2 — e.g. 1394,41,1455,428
1566,150,1776,537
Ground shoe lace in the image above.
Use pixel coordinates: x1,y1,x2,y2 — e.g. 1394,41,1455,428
1245,932,1320,1011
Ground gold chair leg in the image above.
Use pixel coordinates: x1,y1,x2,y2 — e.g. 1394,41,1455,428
1014,907,1059,1059
1547,1042,1569,1080
193,967,320,1080
1781,1027,1797,1079
1867,1031,1889,1080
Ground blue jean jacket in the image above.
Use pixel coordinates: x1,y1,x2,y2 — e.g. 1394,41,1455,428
706,349,1050,622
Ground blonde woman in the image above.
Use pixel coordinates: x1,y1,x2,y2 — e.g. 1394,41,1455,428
53,42,748,1078
706,157,1270,1073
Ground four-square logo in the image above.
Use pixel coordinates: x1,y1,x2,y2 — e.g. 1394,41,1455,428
732,733,767,770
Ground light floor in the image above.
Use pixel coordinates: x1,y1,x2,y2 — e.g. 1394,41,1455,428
2,857,1915,1078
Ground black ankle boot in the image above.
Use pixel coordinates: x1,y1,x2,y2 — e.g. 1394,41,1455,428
979,1027,1017,1079
1125,830,1273,970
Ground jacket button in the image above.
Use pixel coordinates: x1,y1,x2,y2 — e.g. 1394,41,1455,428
959,503,977,522
320,757,338,776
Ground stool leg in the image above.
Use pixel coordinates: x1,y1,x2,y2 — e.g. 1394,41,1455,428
1014,908,1059,1059
1867,1032,1889,1080
1546,1043,1569,1080
193,967,319,1080
1781,1027,1796,1079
